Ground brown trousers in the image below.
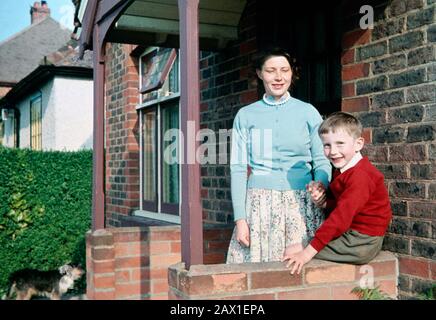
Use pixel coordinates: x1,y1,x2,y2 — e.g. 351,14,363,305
315,229,384,265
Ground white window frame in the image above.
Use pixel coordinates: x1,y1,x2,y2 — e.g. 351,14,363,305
135,47,181,224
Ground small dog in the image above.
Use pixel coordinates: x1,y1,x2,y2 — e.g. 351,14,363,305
4,264,84,300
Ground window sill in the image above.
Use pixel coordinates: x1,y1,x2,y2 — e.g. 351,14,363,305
133,209,181,225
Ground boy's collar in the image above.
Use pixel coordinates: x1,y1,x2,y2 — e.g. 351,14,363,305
340,152,363,173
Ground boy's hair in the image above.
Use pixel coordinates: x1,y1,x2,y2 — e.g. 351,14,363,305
319,112,363,139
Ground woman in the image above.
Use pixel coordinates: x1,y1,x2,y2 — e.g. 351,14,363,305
226,47,331,263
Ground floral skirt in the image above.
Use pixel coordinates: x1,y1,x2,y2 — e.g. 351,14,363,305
226,188,324,263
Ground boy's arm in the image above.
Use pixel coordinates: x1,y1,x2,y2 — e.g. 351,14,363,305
310,169,375,252
325,188,336,210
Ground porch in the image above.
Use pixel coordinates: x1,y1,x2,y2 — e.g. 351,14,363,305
75,0,436,300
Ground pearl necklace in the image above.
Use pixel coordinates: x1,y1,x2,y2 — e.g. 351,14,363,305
262,92,291,106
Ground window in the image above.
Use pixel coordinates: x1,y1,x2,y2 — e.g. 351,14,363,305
138,47,180,219
30,95,42,150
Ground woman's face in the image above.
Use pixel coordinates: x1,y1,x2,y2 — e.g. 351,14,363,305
256,55,292,100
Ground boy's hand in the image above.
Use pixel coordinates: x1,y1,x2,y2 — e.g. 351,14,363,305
282,245,318,275
235,219,250,247
306,181,327,208
283,243,304,257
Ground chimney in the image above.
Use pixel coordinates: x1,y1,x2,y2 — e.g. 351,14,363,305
30,1,51,25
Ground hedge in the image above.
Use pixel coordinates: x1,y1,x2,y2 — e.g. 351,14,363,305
0,147,92,296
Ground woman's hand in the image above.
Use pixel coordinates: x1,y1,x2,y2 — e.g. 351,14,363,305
307,181,327,208
235,219,250,247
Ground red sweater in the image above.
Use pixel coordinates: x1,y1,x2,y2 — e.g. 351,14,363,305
310,157,392,252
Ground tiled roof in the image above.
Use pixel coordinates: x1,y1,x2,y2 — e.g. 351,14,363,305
42,39,93,68
0,17,72,83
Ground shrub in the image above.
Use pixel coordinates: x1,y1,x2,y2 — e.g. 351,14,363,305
351,286,392,300
0,147,92,296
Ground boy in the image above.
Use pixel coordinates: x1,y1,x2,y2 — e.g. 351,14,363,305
282,112,392,274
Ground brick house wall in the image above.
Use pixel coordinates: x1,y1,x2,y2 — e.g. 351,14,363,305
199,0,258,224
105,43,141,227
340,0,435,298
98,0,434,299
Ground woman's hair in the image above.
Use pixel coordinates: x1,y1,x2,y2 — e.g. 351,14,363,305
253,46,294,70
318,112,363,139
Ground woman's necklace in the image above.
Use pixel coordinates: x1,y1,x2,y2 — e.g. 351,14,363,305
262,92,291,106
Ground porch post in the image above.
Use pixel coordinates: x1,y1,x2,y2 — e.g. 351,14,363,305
178,0,203,269
92,25,105,231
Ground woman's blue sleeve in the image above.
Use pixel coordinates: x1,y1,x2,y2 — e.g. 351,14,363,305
309,110,332,188
230,111,249,221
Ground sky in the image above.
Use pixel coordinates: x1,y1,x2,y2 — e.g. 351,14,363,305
0,0,75,43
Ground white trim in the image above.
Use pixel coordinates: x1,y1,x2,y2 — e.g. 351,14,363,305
157,105,162,213
136,93,180,110
77,0,89,24
139,47,143,211
139,112,143,210
134,209,181,224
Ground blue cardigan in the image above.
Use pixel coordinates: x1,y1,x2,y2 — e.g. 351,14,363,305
230,96,332,221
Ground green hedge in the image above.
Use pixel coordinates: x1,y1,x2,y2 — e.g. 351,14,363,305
0,147,92,296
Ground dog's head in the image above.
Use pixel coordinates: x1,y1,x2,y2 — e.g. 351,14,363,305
59,264,85,280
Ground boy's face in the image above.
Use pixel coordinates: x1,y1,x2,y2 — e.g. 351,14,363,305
320,128,364,170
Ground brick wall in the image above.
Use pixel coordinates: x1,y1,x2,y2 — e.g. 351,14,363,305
199,0,258,224
105,43,141,227
86,225,232,300
341,0,435,298
169,251,398,300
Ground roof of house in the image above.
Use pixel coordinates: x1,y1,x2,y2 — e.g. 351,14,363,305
0,17,72,83
0,40,93,108
42,38,93,68
0,63,93,108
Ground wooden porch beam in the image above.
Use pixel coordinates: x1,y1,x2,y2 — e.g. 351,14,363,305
92,25,106,231
178,0,203,269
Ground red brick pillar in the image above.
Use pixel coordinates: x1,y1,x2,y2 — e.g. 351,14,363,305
86,229,116,299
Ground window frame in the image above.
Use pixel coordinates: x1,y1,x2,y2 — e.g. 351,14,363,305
136,47,181,223
141,106,158,213
159,99,180,216
30,93,42,150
